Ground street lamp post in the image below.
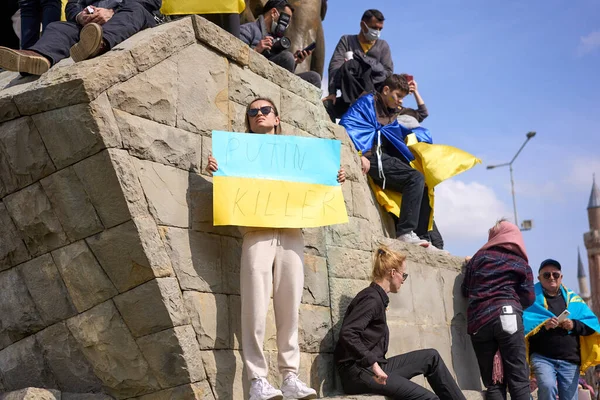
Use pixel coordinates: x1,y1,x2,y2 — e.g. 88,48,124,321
487,131,537,230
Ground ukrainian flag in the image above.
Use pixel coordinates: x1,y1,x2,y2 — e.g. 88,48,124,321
211,131,348,228
161,0,246,15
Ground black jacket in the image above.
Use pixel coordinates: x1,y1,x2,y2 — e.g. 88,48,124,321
65,0,161,23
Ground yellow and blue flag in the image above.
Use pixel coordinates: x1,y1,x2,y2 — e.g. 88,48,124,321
161,0,245,15
212,131,348,228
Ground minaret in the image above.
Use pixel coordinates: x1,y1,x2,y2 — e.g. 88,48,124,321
584,175,600,315
577,247,590,302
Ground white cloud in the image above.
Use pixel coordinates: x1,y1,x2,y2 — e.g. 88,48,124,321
566,156,600,189
577,31,600,56
435,180,512,242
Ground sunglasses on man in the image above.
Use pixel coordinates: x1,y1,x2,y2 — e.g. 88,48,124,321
542,272,561,280
247,106,274,117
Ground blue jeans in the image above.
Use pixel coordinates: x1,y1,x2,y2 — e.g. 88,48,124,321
531,353,579,400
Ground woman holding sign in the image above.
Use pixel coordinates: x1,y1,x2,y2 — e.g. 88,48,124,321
207,97,345,400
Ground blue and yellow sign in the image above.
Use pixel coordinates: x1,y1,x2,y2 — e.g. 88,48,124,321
212,131,348,228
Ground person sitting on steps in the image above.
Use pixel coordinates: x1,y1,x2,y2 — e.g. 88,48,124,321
0,0,162,76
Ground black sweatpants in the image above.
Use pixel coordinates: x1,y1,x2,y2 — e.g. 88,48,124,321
367,152,430,238
338,349,466,400
470,315,530,400
267,50,322,88
201,13,240,38
30,1,156,65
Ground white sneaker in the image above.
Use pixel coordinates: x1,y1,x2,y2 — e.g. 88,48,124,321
281,373,317,399
397,231,430,247
249,377,283,400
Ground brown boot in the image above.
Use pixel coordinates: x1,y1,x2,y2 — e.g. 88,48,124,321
0,47,51,75
70,23,107,62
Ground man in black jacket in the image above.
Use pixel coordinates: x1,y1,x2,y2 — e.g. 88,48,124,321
0,0,161,75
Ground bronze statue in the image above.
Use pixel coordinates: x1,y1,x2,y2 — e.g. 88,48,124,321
241,0,327,77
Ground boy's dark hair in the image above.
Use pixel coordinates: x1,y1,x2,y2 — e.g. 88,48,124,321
263,0,294,14
361,9,384,22
379,74,410,94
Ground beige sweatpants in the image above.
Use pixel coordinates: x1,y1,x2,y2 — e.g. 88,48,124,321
240,228,304,380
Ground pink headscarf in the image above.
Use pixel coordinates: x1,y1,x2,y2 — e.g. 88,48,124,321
479,220,528,263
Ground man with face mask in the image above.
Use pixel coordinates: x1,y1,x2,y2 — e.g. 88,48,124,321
323,9,393,122
239,0,322,88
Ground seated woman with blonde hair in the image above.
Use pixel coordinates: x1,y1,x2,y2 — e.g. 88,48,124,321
334,245,466,400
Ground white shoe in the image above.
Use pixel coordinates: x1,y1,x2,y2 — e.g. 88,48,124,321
396,231,430,247
281,373,317,399
249,378,283,400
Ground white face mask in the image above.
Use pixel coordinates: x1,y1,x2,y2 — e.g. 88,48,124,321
364,26,381,41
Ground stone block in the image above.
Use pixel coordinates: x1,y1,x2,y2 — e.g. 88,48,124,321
327,246,372,281
40,167,104,241
328,217,371,252
51,241,118,312
36,322,103,393
341,180,353,216
33,92,121,169
418,326,454,378
87,218,173,293
183,292,230,349
174,44,229,135
3,183,68,256
221,235,242,295
189,171,213,222
0,336,57,391
228,101,246,133
192,15,250,66
299,304,333,353
439,268,466,325
302,227,326,256
0,268,45,349
303,254,329,306
386,318,421,357
160,227,223,292
73,149,147,229
0,97,19,125
229,295,242,350
66,301,160,398
280,89,324,134
107,59,178,127
340,144,362,183
114,278,189,338
12,50,137,116
298,353,336,397
62,394,115,400
450,321,482,390
19,254,77,324
136,381,215,400
0,202,29,271
136,325,205,388
201,350,246,400
199,137,212,177
228,64,281,111
351,181,376,220
0,388,61,400
328,278,370,337
0,116,55,197
248,50,321,106
279,122,313,138
410,263,446,326
114,109,202,172
134,159,190,228
386,261,416,324
113,17,196,72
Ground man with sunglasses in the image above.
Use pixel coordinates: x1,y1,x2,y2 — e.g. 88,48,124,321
523,259,600,400
239,0,321,87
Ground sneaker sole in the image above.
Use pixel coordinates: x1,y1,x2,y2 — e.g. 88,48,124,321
284,395,317,400
0,47,49,75
70,23,103,62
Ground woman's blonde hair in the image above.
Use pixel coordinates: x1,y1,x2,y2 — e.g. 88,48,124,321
244,97,281,134
371,245,407,281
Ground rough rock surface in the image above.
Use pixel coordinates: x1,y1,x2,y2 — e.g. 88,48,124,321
0,16,482,399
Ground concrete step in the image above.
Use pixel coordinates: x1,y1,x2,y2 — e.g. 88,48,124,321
322,390,484,400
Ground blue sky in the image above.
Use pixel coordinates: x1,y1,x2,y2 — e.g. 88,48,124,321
321,0,600,291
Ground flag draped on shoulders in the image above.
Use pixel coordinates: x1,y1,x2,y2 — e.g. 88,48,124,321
340,93,480,228
161,0,246,15
523,283,600,372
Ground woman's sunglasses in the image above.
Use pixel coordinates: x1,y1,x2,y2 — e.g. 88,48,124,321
542,272,561,280
247,106,274,117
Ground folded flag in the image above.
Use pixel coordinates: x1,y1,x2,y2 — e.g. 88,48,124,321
161,0,245,15
211,131,348,228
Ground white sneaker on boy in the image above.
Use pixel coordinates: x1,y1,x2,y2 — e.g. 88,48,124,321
396,231,430,247
249,377,283,400
281,373,317,399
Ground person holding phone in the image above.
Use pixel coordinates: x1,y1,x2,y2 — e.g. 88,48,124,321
461,219,535,400
523,259,600,400
207,97,345,400
334,245,466,400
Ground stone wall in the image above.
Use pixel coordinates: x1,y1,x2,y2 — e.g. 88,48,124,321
0,16,480,399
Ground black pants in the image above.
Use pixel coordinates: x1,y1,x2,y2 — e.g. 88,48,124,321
0,0,20,49
267,50,322,88
367,152,430,237
30,1,156,65
325,58,375,121
18,0,61,49
338,349,466,400
470,315,530,400
201,13,240,38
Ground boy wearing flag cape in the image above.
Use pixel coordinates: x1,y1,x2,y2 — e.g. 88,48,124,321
523,259,600,400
